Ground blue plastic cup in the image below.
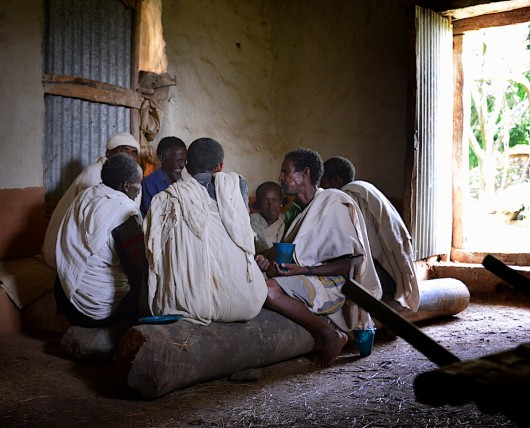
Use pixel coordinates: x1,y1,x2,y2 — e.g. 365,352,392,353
353,329,376,357
273,242,296,271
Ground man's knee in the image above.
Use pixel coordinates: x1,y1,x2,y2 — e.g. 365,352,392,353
265,278,283,302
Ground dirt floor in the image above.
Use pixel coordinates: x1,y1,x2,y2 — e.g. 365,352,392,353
1,300,530,428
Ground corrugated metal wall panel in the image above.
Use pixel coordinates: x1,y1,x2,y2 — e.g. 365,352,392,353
413,7,453,260
44,0,132,204
45,0,132,86
44,97,130,202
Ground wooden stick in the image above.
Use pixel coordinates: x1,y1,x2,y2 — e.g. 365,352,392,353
343,280,461,367
482,254,530,296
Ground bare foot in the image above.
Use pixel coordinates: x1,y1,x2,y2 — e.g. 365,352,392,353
316,329,348,367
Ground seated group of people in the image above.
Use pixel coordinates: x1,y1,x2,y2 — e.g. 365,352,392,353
44,132,418,367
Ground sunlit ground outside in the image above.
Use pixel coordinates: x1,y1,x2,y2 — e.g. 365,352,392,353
464,196,530,253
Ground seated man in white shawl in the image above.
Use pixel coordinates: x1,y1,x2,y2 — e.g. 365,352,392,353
144,137,267,325
43,132,141,269
263,148,382,367
320,156,420,313
250,181,286,254
54,153,144,328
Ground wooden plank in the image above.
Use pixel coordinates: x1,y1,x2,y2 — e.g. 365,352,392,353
451,249,530,265
452,34,465,250
342,280,461,367
482,254,530,296
414,343,530,425
130,0,141,138
453,7,530,34
402,5,416,234
42,74,142,109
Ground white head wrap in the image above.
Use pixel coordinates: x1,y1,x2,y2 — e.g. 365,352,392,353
105,132,140,151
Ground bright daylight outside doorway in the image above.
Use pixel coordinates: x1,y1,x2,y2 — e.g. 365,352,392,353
462,22,530,253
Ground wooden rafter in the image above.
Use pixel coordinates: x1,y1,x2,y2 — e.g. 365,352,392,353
42,74,142,110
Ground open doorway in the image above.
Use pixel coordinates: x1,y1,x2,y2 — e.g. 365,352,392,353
460,23,530,254
451,7,530,264
408,4,530,266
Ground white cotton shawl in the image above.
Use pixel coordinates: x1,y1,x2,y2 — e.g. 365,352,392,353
42,156,142,269
144,172,267,325
43,158,106,269
283,188,382,330
250,212,286,252
342,181,420,311
56,183,140,319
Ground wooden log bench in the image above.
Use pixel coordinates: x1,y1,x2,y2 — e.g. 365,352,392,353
114,278,470,399
61,323,129,361
115,308,316,399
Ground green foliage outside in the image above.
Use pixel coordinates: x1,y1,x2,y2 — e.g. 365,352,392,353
467,24,530,203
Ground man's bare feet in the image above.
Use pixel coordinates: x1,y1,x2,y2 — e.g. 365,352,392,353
315,329,349,367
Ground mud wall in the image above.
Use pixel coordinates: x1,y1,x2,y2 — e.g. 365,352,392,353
0,1,46,259
158,0,411,196
0,0,412,259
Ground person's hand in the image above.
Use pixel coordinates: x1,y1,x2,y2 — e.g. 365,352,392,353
273,262,306,276
255,254,270,272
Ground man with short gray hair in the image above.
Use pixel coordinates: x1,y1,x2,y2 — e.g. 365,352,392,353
263,148,381,367
54,153,144,327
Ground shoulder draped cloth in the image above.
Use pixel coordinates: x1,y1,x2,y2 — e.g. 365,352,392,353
144,172,267,325
56,183,140,319
342,181,420,311
43,157,142,268
43,158,106,269
250,212,286,252
283,188,382,330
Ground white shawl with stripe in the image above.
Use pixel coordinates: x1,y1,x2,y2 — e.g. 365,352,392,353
283,188,382,330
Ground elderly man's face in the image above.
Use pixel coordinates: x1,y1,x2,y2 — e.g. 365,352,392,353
124,173,142,201
108,145,139,158
279,158,307,195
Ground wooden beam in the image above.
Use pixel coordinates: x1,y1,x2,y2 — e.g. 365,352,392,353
403,5,416,233
116,309,317,398
453,7,530,34
42,74,142,109
414,342,530,426
452,35,465,250
130,0,142,138
342,280,461,367
421,0,517,13
420,0,530,19
482,254,530,295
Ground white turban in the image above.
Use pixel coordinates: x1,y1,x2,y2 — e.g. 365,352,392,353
105,132,140,151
